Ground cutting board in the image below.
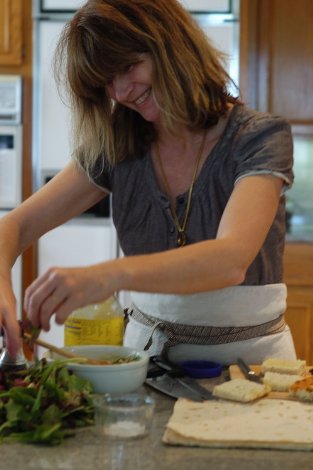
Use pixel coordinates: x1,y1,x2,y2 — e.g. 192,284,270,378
229,364,312,400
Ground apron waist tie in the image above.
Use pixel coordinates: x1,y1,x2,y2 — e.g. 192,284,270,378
128,304,286,357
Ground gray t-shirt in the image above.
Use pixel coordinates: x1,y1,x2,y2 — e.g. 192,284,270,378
89,104,293,286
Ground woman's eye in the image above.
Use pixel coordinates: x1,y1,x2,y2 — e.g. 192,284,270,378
126,64,135,73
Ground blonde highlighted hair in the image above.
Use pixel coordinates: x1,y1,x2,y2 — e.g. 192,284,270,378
54,0,240,174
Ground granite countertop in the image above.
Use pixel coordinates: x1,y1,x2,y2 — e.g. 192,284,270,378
1,382,313,470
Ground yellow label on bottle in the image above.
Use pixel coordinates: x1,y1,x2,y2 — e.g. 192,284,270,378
64,317,124,346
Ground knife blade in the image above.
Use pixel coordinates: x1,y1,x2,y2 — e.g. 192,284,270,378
237,357,263,383
150,356,215,401
145,374,204,401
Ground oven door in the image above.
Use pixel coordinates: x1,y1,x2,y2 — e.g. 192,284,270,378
0,126,22,209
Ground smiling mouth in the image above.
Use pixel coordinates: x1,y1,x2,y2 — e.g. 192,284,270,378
134,88,151,106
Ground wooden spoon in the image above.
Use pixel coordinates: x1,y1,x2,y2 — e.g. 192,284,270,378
24,334,112,365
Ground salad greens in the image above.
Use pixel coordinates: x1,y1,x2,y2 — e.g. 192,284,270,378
0,358,94,446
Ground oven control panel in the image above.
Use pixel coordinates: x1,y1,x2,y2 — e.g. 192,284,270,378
0,75,22,125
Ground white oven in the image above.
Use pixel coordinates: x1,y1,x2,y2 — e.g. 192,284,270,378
0,75,22,209
0,75,23,318
0,126,22,209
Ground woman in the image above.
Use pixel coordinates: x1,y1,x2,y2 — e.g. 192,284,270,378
0,0,296,364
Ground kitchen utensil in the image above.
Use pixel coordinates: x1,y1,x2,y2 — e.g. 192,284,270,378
149,356,214,400
237,357,263,383
25,333,127,365
46,345,149,394
145,373,205,401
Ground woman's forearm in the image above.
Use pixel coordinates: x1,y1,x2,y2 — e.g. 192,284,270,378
0,215,21,276
112,238,247,295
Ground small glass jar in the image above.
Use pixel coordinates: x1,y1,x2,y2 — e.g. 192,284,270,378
93,394,155,440
64,295,125,347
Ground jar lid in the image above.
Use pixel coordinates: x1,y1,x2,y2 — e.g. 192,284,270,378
179,360,222,379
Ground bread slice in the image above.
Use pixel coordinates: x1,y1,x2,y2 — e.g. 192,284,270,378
212,378,270,403
262,371,302,392
290,376,313,402
261,358,306,376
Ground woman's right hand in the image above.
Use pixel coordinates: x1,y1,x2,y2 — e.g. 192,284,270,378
0,275,22,357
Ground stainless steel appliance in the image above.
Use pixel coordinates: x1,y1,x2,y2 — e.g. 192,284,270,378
0,74,23,318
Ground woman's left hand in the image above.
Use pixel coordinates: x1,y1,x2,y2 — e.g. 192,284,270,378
24,264,117,331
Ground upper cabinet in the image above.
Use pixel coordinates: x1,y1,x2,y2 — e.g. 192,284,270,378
240,0,313,135
0,0,23,65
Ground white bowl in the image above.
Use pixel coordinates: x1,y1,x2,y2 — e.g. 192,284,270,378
47,345,150,394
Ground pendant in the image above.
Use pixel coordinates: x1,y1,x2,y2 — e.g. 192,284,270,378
177,231,186,247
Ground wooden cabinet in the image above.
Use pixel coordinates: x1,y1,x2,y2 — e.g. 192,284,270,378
240,1,313,363
240,0,313,135
0,0,23,65
284,243,313,364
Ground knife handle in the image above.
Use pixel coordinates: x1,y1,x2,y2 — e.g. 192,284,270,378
151,355,185,377
237,357,261,382
237,357,252,376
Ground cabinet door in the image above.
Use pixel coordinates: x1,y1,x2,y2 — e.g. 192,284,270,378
37,220,117,355
284,243,313,364
240,0,313,134
0,0,23,65
285,298,313,365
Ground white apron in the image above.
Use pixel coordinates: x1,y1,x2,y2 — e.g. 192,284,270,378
123,284,296,365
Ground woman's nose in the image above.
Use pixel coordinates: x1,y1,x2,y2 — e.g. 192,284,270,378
111,74,132,102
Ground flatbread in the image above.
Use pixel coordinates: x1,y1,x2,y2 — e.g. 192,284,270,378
163,398,313,450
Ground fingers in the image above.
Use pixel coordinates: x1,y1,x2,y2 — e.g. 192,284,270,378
24,266,88,330
24,267,68,330
1,311,22,358
24,267,56,315
0,283,22,357
24,264,111,331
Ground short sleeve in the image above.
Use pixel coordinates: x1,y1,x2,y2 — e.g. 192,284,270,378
233,113,294,189
76,154,114,192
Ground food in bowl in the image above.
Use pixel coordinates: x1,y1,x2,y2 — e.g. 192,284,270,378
47,345,150,394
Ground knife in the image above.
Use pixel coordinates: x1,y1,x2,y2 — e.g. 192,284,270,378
145,374,205,401
149,356,215,401
237,357,263,383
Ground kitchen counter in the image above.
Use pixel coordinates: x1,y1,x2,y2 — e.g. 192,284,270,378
1,383,313,470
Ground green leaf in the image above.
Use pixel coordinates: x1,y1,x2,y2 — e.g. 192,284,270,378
42,404,62,425
8,387,37,406
0,358,94,445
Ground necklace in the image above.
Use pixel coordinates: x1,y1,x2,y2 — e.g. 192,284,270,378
156,132,206,247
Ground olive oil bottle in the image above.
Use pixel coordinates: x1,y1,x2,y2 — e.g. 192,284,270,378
64,295,125,346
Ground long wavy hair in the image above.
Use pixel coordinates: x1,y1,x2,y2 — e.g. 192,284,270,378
54,0,240,174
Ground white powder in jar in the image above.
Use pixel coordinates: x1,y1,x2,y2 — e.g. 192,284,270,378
105,421,146,438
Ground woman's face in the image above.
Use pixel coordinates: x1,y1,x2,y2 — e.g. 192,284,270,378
106,54,160,122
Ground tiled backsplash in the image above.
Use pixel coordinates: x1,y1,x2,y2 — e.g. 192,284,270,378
286,136,313,241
